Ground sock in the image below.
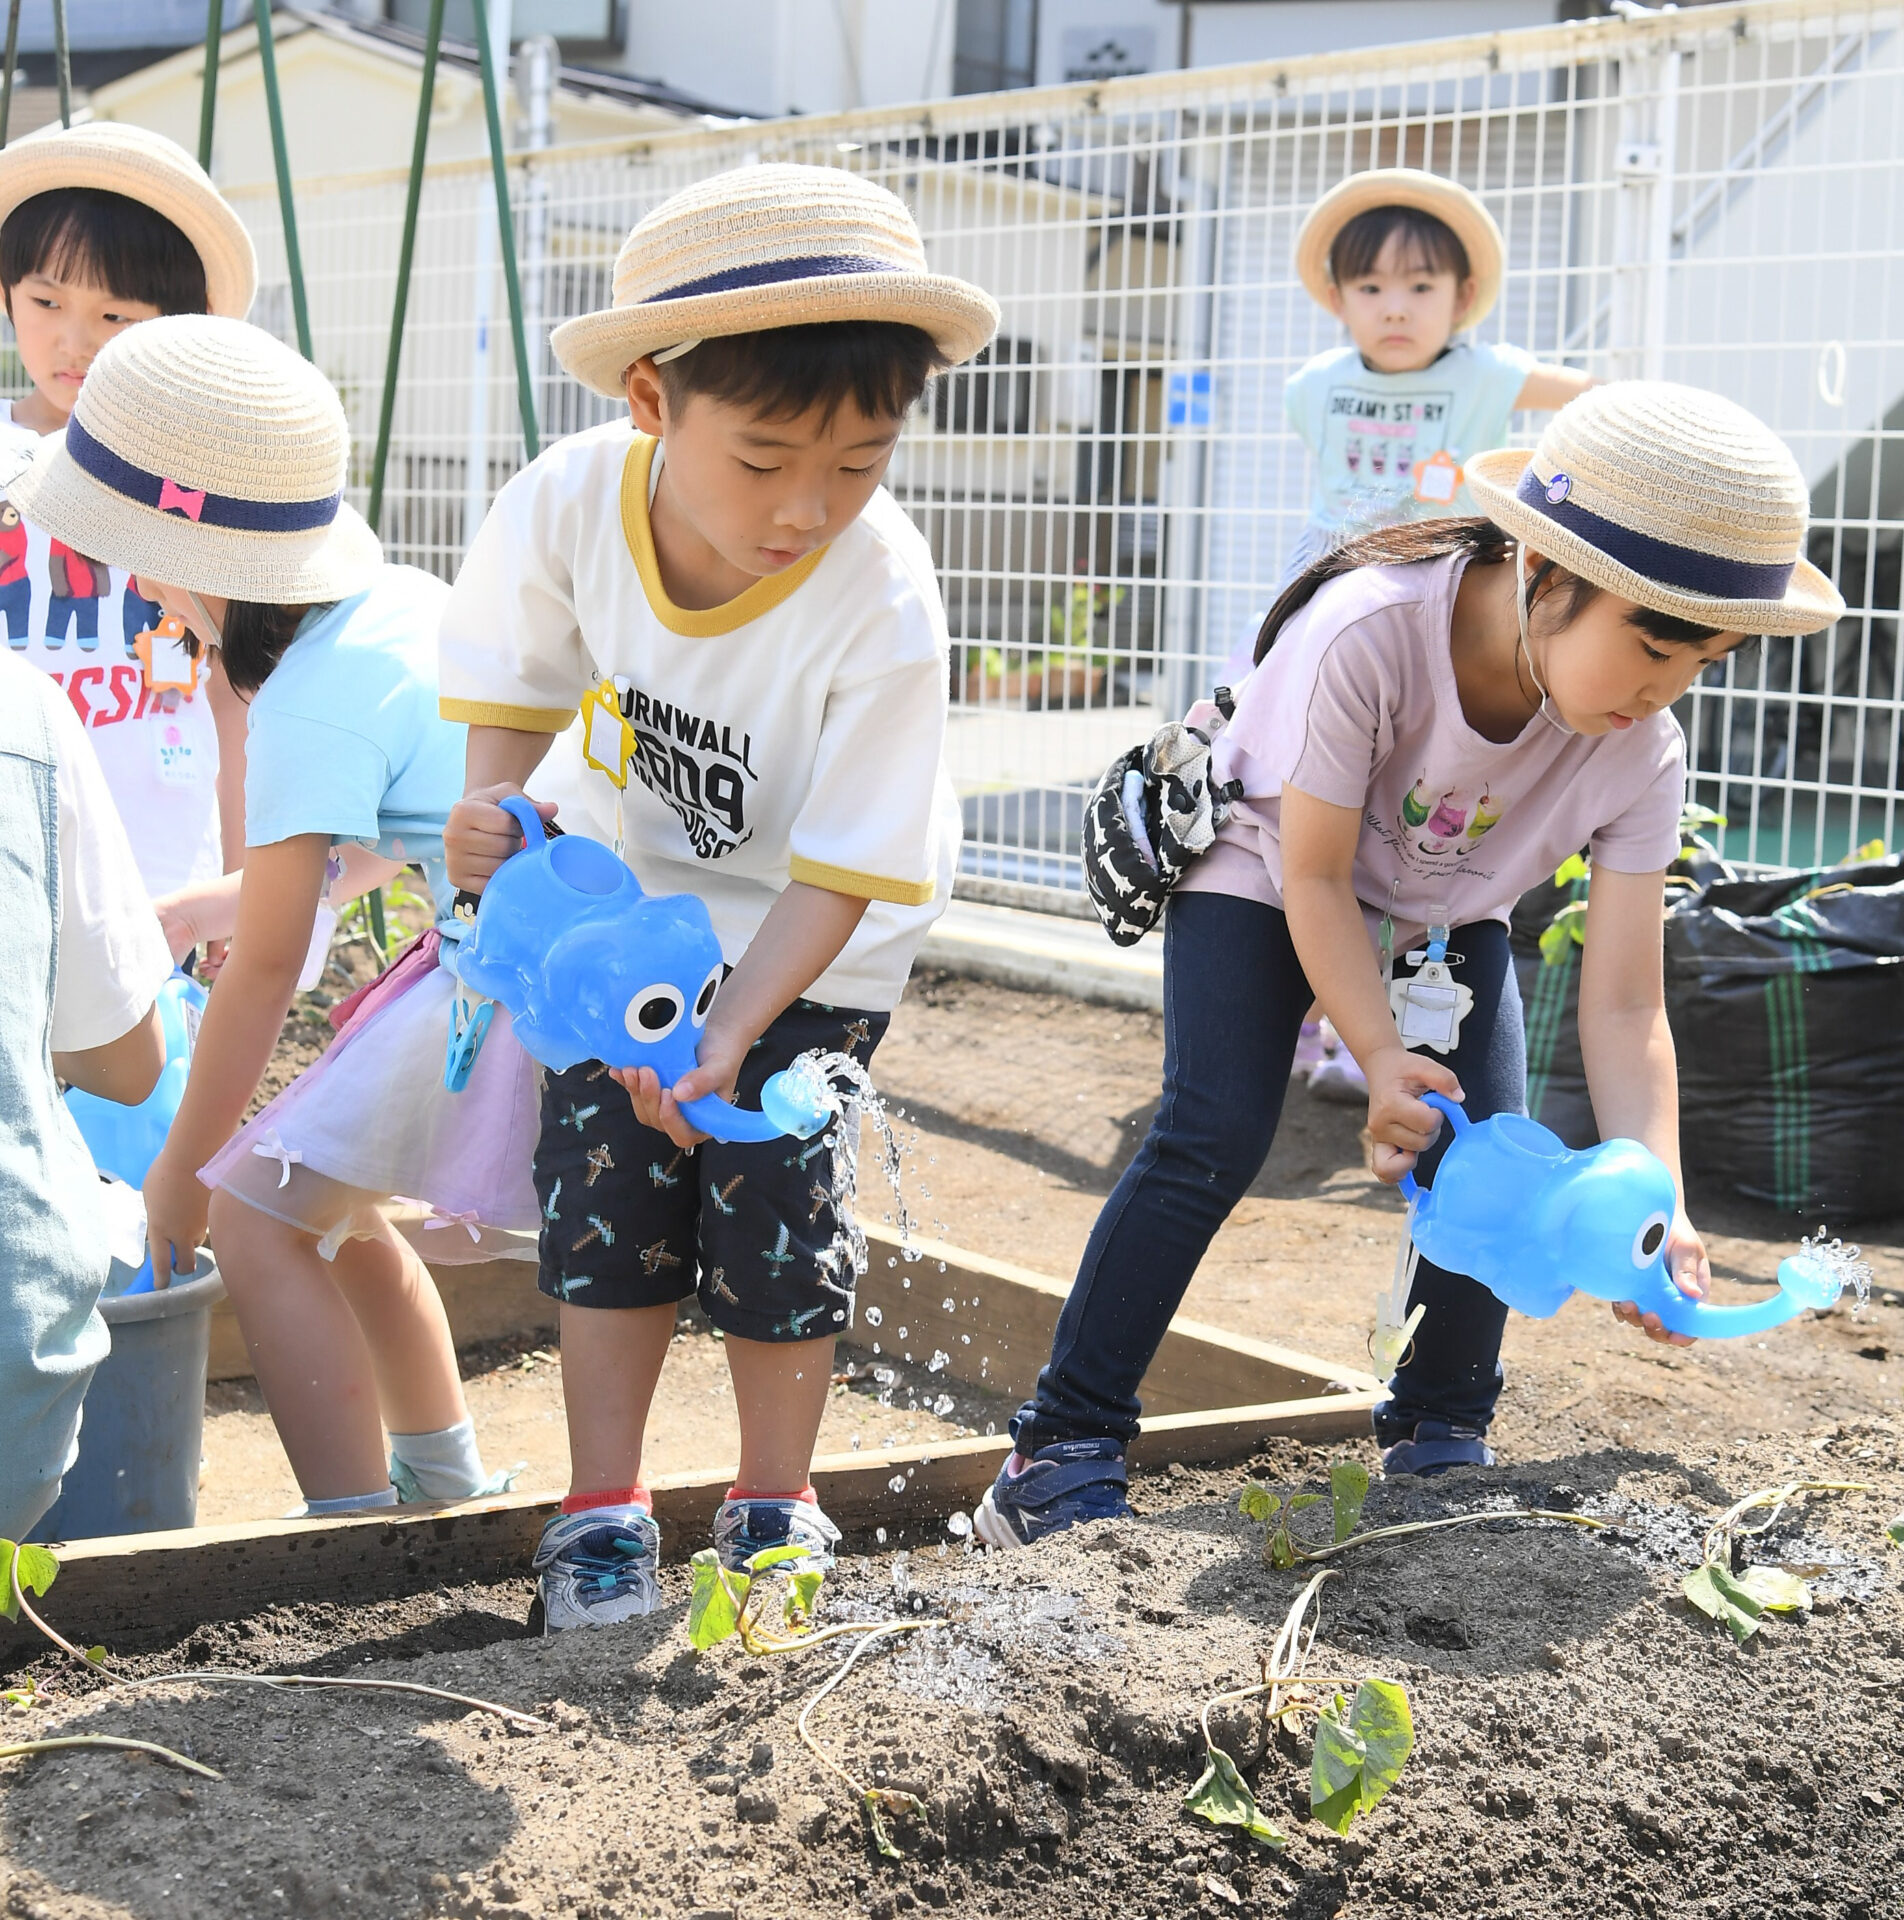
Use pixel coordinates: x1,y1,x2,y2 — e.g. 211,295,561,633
725,1485,815,1503
301,1487,399,1516
388,1418,488,1501
562,1485,651,1515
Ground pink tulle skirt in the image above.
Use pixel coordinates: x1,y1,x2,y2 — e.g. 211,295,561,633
200,934,541,1263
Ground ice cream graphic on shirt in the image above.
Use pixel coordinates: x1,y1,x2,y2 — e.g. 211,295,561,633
1399,777,1507,862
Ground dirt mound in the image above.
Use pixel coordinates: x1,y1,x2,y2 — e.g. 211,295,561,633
5,1426,1900,1919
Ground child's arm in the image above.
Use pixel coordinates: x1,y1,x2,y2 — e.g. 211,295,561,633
1514,364,1596,412
141,834,330,1284
443,723,560,893
615,881,871,1150
209,654,249,877
1280,785,1462,1182
1576,861,1710,1346
152,843,404,963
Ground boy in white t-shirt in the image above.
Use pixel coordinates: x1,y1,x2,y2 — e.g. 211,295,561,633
0,123,258,906
441,164,997,1632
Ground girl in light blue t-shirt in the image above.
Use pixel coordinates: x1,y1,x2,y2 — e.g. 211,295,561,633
13,315,539,1519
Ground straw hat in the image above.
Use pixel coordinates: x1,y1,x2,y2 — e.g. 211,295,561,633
1295,167,1504,328
1466,382,1843,636
9,315,381,605
0,121,257,319
552,162,1000,399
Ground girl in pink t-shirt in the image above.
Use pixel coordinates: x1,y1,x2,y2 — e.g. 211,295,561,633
976,383,1845,1545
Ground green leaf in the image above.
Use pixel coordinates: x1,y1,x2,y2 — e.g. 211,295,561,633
1183,1744,1287,1848
83,1646,108,1667
1681,1563,1764,1643
1330,1461,1370,1544
1267,1530,1300,1571
1885,1514,1904,1549
865,1788,926,1860
0,1541,59,1624
1553,853,1591,887
1238,1483,1280,1525
784,1569,824,1628
1286,1494,1321,1514
1311,1681,1414,1834
744,1543,811,1574
1735,1566,1811,1614
687,1548,749,1650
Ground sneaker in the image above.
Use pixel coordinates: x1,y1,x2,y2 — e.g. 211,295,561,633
972,1438,1130,1548
1307,1020,1369,1106
1380,1419,1495,1478
531,1505,662,1633
711,1491,841,1574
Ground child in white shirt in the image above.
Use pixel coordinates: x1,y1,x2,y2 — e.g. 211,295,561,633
441,163,997,1632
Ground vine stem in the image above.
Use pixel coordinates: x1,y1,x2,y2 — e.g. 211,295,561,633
796,1620,938,1802
1200,1568,1338,1752
1292,1507,1606,1564
1697,1480,1873,1568
0,1734,220,1779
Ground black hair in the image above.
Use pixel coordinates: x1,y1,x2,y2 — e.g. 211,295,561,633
213,599,333,698
0,187,208,316
1254,518,1726,667
651,319,946,426
1328,204,1471,288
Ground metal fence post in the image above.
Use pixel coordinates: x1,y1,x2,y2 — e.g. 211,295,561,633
469,0,541,463
198,0,224,172
367,0,446,533
0,0,22,149
50,0,69,127
253,0,314,359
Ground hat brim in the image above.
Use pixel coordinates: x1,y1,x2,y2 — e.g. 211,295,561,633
1296,169,1504,329
0,134,258,321
10,436,382,607
1466,447,1845,637
551,270,1001,399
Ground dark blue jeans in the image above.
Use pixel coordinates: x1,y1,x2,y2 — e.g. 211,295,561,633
1011,890,1525,1453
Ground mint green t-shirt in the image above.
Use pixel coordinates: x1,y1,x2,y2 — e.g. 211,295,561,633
1283,340,1536,554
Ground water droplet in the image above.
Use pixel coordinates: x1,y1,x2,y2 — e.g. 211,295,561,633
960,1334,971,1345
872,1342,881,1355
897,1326,909,1341
888,1475,907,1493
984,1421,996,1436
875,1526,887,1543
850,1434,862,1449
931,1393,955,1417
864,1305,883,1327
946,1510,972,1538
902,1277,912,1290
941,1298,955,1312
928,1349,951,1374
873,1365,896,1386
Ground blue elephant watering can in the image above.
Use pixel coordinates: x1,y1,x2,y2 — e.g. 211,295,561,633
66,968,205,1188
453,799,834,1145
1400,1094,1859,1340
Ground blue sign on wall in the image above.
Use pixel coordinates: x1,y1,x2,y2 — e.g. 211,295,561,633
1167,369,1211,428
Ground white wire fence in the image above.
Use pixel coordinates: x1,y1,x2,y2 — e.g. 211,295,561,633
17,0,1904,902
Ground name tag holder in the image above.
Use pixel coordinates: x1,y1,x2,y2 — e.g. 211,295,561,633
1388,905,1474,1055
135,615,199,696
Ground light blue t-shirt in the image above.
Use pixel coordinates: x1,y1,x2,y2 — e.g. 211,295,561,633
1283,340,1536,555
243,564,465,934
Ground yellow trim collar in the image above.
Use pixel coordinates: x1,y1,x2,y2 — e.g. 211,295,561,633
440,696,574,732
789,854,936,907
620,434,829,637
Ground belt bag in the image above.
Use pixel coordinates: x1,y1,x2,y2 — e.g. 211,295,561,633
1081,688,1242,947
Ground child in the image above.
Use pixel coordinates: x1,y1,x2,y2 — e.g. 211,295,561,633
0,122,256,904
1285,167,1593,575
441,163,998,1630
12,315,539,1516
977,382,1844,1546
1282,167,1595,1101
0,649,171,1540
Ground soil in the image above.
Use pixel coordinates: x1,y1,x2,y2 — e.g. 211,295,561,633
8,969,1901,1917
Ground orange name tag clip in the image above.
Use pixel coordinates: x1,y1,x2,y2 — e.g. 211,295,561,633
1412,449,1463,506
579,682,636,789
135,615,200,695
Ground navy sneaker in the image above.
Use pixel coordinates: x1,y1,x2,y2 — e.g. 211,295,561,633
1381,1419,1495,1478
972,1438,1130,1548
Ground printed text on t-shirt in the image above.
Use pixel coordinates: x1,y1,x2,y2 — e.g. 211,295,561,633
619,684,758,861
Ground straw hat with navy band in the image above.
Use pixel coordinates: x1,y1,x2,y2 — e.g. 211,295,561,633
1295,167,1505,329
551,162,1000,400
1465,382,1843,637
9,314,382,606
0,120,257,320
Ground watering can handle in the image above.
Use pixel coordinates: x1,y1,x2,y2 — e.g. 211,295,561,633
500,795,546,849
1395,1091,1468,1203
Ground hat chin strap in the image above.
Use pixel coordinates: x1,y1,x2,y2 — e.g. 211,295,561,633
1515,542,1574,739
185,590,225,652
650,339,700,365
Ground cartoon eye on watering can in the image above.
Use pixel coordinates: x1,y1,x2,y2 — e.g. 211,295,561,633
453,798,835,1145
1400,1094,1852,1339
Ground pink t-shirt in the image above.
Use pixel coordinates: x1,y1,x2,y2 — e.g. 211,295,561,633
1180,551,1685,949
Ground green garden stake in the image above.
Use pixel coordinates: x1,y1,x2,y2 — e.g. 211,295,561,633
367,0,446,532
198,0,223,172
0,0,23,149
367,885,389,969
469,0,541,462
253,0,313,360
50,0,69,127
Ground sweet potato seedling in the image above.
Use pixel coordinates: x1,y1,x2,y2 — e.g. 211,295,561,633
1680,1480,1872,1644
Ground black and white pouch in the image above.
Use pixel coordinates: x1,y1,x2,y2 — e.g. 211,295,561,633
1080,688,1244,946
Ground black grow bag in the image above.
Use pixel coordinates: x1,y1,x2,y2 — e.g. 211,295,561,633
1664,856,1904,1218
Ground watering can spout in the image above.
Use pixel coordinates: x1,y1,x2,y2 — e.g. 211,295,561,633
1644,1249,1846,1340
678,1067,837,1145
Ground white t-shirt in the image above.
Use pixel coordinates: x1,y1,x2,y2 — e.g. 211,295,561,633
5,655,177,1052
438,423,960,1011
0,401,224,900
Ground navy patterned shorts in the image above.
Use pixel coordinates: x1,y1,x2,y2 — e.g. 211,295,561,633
532,998,888,1342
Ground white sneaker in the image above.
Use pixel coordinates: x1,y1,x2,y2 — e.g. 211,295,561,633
531,1505,662,1633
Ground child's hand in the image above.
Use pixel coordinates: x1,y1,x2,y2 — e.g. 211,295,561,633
153,892,202,964
445,784,557,892
144,1144,210,1289
611,1024,753,1152
1610,1207,1709,1348
1363,1043,1465,1185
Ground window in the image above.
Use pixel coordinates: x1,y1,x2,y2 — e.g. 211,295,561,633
953,0,1038,95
